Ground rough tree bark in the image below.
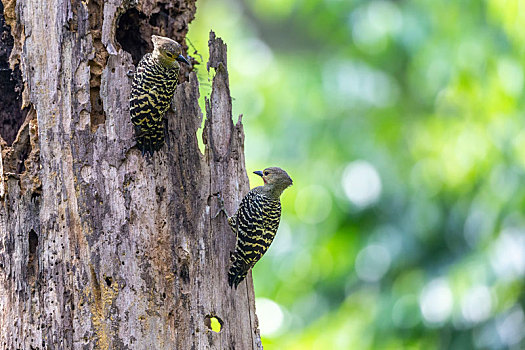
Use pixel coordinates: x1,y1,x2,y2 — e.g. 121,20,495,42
0,0,263,348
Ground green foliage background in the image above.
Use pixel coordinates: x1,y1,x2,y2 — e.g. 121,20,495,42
188,0,525,348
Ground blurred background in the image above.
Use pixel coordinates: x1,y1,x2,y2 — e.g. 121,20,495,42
188,0,525,349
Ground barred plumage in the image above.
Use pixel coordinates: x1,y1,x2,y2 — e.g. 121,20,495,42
224,167,293,288
129,35,189,156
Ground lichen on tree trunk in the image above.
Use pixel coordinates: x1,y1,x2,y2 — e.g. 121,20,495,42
0,0,262,348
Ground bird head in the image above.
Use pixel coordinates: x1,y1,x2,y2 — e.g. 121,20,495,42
152,35,190,67
254,167,293,196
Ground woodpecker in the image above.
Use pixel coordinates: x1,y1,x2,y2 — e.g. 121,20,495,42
216,167,293,288
129,35,190,156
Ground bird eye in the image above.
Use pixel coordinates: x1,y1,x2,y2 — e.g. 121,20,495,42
264,171,269,176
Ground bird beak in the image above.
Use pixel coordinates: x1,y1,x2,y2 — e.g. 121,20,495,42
253,171,263,177
176,54,190,65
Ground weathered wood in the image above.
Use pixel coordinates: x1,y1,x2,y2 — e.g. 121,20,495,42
0,0,262,347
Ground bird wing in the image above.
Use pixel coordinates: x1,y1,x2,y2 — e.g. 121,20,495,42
130,54,167,155
228,191,282,288
261,201,281,243
235,192,280,266
235,192,266,265
130,53,153,123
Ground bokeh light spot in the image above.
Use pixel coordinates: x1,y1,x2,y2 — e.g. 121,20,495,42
490,227,525,281
342,160,382,208
323,60,399,109
355,244,391,282
419,278,453,325
497,306,525,346
350,1,402,54
461,285,492,323
256,297,285,336
235,38,274,78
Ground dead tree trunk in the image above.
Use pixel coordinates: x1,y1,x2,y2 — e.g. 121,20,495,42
0,0,262,348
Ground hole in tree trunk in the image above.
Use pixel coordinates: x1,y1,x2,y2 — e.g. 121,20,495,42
0,2,28,146
2,112,36,175
115,2,194,79
204,315,223,333
116,8,149,66
104,276,113,287
29,229,38,255
28,230,38,282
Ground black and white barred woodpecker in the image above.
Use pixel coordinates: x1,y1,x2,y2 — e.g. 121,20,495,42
129,35,190,156
217,167,293,288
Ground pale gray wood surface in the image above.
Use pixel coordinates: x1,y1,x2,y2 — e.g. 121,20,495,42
0,0,262,348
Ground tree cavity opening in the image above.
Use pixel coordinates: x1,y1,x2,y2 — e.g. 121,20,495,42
0,2,28,146
116,8,149,66
28,229,38,282
116,2,193,72
204,315,223,333
104,276,113,287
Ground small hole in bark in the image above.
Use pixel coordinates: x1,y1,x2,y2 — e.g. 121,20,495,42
28,230,38,254
28,230,38,281
162,292,166,299
204,315,223,333
179,262,190,284
31,186,42,201
104,276,112,287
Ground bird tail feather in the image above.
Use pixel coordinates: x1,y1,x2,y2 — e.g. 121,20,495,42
228,258,249,289
134,125,165,156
